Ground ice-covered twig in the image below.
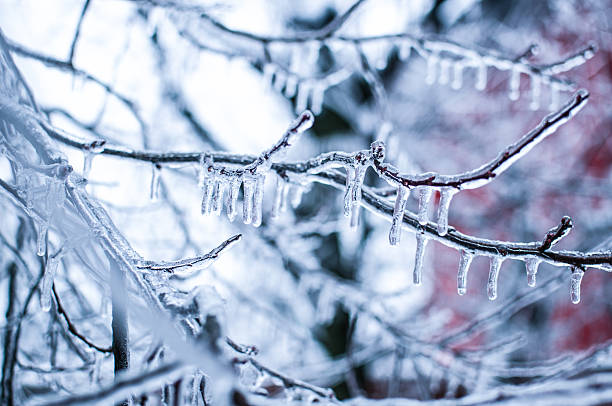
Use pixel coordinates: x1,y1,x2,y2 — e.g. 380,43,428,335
539,216,573,252
371,90,589,190
136,234,241,274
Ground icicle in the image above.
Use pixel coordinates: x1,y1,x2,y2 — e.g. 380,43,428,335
509,68,520,101
310,84,325,115
212,180,225,216
242,178,255,224
343,167,355,217
399,40,411,60
284,75,298,98
549,82,560,111
201,177,215,215
150,164,161,201
529,75,541,110
438,58,450,85
451,62,463,90
436,188,457,236
457,251,474,296
475,62,487,91
296,82,311,114
271,175,288,220
263,63,276,88
290,185,303,209
273,70,287,93
389,186,409,246
40,253,61,312
36,222,47,256
348,163,368,228
83,151,93,179
525,257,541,287
487,257,503,300
226,178,241,222
570,267,584,304
413,232,428,285
417,187,433,225
251,175,265,227
426,53,439,85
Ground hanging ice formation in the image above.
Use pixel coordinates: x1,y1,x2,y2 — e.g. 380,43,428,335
525,257,541,287
82,139,105,179
413,232,429,286
487,257,504,300
198,111,314,226
457,251,474,296
150,163,161,201
436,187,457,236
570,267,584,304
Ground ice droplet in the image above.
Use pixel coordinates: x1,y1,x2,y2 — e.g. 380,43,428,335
570,267,584,304
475,62,487,91
451,63,463,90
487,257,504,300
227,178,241,222
509,68,520,101
530,75,541,111
252,175,265,227
436,188,457,236
413,232,428,285
426,53,439,85
417,187,433,225
525,257,540,287
389,186,409,246
150,164,161,201
242,178,255,224
457,251,474,296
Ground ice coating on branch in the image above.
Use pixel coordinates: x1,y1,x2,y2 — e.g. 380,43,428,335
227,178,240,221
150,163,161,201
40,250,63,312
242,178,255,224
457,251,474,296
417,186,433,225
252,175,265,227
413,232,428,285
530,75,541,110
570,267,584,304
525,257,541,287
426,53,438,85
452,63,463,90
436,188,457,236
487,257,504,300
475,62,487,91
389,185,409,246
509,68,520,101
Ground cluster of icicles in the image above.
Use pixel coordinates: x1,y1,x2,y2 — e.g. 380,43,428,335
197,111,314,227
